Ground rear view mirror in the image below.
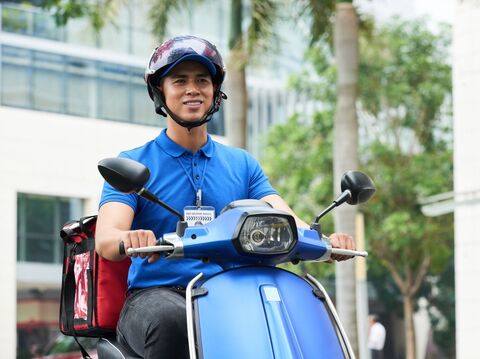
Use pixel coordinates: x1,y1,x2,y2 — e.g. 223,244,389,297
340,171,376,205
98,157,150,194
313,170,375,224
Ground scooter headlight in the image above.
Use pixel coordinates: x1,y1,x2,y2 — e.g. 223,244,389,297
236,215,297,255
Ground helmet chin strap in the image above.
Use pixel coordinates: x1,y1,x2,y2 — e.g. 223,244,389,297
150,86,225,131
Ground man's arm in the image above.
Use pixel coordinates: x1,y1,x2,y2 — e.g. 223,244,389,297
95,202,160,263
260,194,309,228
260,194,354,261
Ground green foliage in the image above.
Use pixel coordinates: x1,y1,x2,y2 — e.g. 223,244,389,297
357,18,453,281
263,17,454,355
288,42,336,105
246,0,279,55
358,21,454,354
424,257,455,358
148,0,192,41
292,0,336,45
41,0,120,31
360,18,452,152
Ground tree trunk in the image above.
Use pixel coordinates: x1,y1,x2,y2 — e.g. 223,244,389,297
403,293,417,359
225,0,247,149
333,2,359,355
225,54,247,149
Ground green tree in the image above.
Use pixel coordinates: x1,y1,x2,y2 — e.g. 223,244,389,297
360,19,452,359
264,18,453,359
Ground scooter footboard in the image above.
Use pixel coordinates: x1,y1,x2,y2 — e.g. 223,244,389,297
191,267,349,359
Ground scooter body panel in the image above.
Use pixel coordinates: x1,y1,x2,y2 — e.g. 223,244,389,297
194,266,346,359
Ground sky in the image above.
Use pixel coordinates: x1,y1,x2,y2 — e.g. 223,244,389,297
357,0,454,24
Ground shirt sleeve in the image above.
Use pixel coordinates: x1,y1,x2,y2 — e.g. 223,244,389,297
246,152,278,199
98,152,138,211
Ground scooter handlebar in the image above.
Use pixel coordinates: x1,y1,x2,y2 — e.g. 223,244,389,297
119,239,174,256
330,248,368,258
126,245,175,256
319,234,368,259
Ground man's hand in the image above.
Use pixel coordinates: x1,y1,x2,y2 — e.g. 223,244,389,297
121,229,160,263
329,233,355,261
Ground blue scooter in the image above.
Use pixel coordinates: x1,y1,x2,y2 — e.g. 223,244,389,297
96,158,375,359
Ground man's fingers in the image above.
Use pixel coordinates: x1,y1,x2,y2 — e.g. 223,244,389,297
148,253,161,263
125,230,158,260
125,231,140,258
329,233,355,261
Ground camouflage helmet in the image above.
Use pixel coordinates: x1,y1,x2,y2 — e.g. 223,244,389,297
145,35,225,96
144,35,227,128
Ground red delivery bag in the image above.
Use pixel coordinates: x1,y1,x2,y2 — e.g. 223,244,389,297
59,215,130,337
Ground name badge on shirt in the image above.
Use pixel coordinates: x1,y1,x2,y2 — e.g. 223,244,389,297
184,206,215,226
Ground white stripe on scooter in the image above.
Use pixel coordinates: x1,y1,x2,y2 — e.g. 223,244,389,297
263,286,281,302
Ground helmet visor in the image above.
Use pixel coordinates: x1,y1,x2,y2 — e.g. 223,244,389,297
146,36,223,79
159,53,217,78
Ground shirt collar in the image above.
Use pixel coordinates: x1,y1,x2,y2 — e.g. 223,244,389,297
156,129,214,158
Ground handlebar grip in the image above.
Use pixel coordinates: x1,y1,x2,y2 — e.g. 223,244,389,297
119,238,165,256
330,248,368,257
119,241,126,256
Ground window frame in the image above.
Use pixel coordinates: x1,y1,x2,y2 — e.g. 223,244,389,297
17,193,83,264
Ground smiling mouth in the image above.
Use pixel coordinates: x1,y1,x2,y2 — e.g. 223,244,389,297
183,100,203,106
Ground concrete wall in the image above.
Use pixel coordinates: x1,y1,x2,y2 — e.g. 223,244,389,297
453,1,480,358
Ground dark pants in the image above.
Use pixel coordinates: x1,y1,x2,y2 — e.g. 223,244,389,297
117,287,188,359
371,349,384,359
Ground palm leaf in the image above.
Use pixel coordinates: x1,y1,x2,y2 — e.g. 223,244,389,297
246,0,279,57
293,0,335,45
41,0,124,31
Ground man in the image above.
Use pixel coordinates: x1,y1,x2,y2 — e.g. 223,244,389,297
368,314,387,359
96,35,355,358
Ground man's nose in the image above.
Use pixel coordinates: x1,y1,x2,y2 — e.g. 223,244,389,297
186,82,200,95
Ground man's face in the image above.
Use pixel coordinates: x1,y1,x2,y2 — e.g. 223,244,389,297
160,61,215,122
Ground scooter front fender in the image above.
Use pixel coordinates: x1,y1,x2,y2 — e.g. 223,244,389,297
189,266,353,359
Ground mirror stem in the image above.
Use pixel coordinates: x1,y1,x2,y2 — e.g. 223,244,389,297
312,190,352,224
138,188,185,221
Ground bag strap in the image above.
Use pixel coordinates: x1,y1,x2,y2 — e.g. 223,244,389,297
78,215,97,240
64,254,76,332
64,252,92,359
73,335,93,359
63,215,96,359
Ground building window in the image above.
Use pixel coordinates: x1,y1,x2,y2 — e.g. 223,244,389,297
66,57,95,117
97,62,130,122
1,46,31,108
17,193,83,264
32,51,64,112
0,45,225,135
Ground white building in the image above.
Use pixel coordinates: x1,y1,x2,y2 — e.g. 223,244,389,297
453,1,480,358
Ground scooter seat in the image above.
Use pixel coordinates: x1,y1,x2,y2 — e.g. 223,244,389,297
97,337,142,359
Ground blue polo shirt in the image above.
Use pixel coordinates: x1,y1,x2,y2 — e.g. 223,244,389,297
99,129,277,289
